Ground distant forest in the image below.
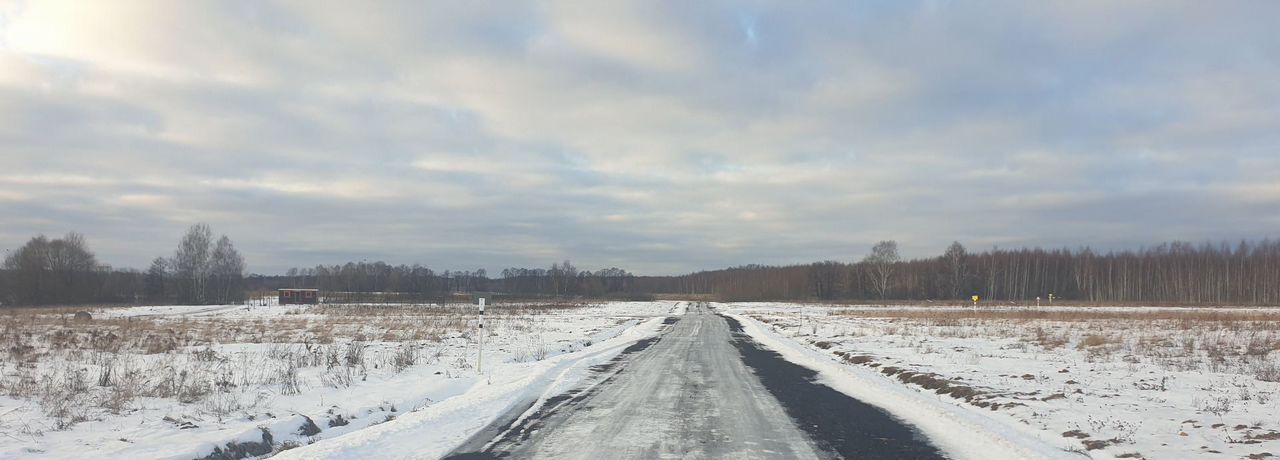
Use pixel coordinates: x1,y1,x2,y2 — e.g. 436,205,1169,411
645,240,1280,305
247,261,644,302
4,232,1280,306
0,224,245,307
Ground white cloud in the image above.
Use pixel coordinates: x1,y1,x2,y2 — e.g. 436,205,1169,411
0,1,1276,274
539,2,706,73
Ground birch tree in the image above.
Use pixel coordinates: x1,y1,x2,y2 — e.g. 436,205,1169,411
210,236,245,303
172,224,212,304
943,241,967,299
863,240,900,301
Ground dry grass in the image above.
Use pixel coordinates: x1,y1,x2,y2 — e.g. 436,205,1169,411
1078,334,1118,348
0,301,591,432
774,305,1280,383
819,299,1280,308
756,304,1280,457
834,307,1280,324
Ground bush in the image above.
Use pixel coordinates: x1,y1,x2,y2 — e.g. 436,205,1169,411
392,343,417,373
1255,362,1280,382
278,363,301,396
1078,334,1112,348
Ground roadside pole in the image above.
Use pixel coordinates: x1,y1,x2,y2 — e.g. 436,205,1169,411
478,297,485,374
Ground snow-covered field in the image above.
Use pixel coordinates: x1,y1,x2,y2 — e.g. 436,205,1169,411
0,300,682,459
9,299,1275,460
726,303,1280,460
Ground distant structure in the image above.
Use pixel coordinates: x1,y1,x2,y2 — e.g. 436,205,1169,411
279,288,319,305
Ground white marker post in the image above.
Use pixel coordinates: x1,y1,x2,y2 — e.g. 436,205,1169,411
478,297,485,374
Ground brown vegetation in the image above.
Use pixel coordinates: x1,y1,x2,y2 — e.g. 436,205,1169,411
0,301,586,432
832,307,1280,323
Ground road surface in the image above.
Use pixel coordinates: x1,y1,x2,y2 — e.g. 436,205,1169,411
447,303,942,459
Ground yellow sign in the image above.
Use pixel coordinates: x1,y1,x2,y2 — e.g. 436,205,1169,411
971,295,979,302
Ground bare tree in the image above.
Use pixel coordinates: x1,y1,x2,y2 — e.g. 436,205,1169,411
943,241,967,299
809,261,842,299
549,260,578,296
145,257,168,302
2,233,100,305
210,236,245,304
172,224,213,304
863,240,900,301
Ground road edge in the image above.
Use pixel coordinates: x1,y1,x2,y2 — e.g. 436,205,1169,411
723,310,1080,460
272,312,674,460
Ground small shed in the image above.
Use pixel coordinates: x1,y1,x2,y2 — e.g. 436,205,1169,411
279,288,319,305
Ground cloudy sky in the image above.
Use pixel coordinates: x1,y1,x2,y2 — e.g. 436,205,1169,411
1,1,1278,275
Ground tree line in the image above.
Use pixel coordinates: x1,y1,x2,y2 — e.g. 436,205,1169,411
637,239,1280,304
498,261,639,298
6,232,1279,306
1,224,245,306
249,262,456,301
0,233,141,305
254,259,641,300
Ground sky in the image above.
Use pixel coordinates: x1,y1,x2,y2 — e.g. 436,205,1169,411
1,1,1278,275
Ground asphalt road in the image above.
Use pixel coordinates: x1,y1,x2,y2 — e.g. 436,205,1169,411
446,304,942,459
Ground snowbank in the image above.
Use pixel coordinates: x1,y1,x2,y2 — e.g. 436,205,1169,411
724,309,1078,460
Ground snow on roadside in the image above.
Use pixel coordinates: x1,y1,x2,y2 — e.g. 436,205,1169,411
273,312,673,459
0,301,682,459
723,307,1079,460
725,302,1280,460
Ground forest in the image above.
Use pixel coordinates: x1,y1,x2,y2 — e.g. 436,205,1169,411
249,260,641,301
0,224,245,306
639,240,1280,304
4,233,1280,306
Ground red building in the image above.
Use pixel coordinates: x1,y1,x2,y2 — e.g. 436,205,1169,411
279,288,319,305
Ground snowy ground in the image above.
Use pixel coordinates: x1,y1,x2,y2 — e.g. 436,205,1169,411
0,300,682,459
9,299,1273,460
725,302,1280,460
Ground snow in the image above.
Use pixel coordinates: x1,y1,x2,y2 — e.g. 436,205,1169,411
473,305,826,459
725,302,1280,460
275,313,671,459
0,301,682,459
10,299,1273,459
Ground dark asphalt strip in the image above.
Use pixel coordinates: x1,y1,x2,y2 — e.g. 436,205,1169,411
447,313,944,460
722,314,946,460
